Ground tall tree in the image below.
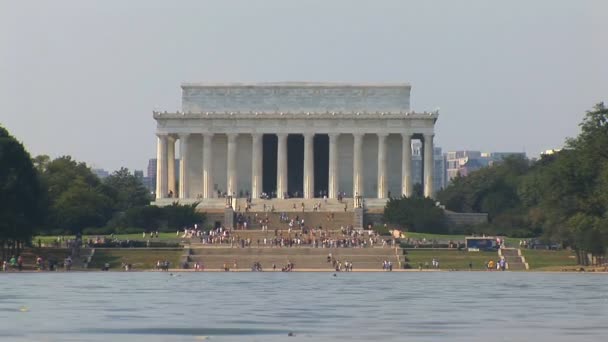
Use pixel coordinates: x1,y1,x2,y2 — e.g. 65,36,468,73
103,167,151,212
0,126,45,257
40,156,113,233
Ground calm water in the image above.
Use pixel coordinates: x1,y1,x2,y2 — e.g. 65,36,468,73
0,272,607,341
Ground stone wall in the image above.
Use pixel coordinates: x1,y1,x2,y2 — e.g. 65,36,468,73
444,211,488,227
182,83,411,113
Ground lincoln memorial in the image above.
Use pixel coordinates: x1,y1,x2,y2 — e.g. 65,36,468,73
153,82,438,205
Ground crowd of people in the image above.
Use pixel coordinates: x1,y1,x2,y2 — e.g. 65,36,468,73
1,255,69,272
180,223,387,249
487,258,507,271
326,253,354,271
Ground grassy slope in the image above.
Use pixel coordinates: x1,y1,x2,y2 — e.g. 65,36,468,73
520,249,578,269
402,232,521,247
35,233,185,246
88,249,183,270
404,249,498,270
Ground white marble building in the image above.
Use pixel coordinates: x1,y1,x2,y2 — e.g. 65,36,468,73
153,82,438,201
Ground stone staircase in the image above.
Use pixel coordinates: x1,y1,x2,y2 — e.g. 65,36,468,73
187,229,365,246
500,248,528,270
234,212,356,230
184,246,402,271
244,198,353,212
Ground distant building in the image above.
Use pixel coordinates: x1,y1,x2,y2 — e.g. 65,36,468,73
146,158,179,194
92,168,110,179
445,150,526,184
412,142,446,193
482,152,527,166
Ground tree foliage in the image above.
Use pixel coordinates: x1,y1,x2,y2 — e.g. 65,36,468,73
38,156,113,233
35,156,196,234
384,196,447,234
103,167,151,212
0,126,45,254
437,103,608,259
111,202,205,232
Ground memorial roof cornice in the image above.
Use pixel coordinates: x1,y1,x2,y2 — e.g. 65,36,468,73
153,110,438,120
180,82,411,88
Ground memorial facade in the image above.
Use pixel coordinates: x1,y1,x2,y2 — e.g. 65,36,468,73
153,82,438,201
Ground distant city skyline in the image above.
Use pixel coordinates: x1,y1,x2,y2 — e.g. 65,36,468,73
1,0,606,171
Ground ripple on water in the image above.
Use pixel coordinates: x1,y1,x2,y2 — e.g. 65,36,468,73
80,327,291,336
1,272,607,342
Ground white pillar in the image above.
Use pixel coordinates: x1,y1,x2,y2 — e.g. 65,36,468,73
167,136,176,197
178,133,189,199
353,133,363,198
276,133,288,199
424,133,435,198
226,133,238,197
328,133,339,199
402,133,412,197
155,133,168,199
202,133,213,199
251,134,263,199
377,133,388,199
303,133,315,199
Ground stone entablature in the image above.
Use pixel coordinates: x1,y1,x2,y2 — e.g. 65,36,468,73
181,82,411,113
153,111,438,135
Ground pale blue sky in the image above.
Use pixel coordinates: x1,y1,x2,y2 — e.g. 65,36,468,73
1,0,606,172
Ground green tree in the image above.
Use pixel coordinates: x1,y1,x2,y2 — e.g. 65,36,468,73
0,126,46,257
40,156,113,233
103,167,152,212
384,196,447,234
51,178,114,234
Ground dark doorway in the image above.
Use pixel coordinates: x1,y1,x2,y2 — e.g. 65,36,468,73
314,134,329,197
287,134,304,197
262,134,277,196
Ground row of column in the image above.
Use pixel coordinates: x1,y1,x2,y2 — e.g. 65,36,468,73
156,132,434,200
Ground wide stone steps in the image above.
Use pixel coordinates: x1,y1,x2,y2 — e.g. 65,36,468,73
506,260,527,270
185,247,401,270
245,198,352,212
235,212,355,230
500,248,528,270
189,247,397,256
187,257,397,271
187,229,357,243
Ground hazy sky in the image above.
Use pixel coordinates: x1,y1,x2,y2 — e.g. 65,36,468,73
1,0,606,172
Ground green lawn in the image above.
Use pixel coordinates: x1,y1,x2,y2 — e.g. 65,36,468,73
35,233,185,246
87,248,183,270
404,249,498,270
400,232,521,247
521,249,578,269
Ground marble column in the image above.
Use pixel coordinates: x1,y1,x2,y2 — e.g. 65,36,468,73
276,133,288,199
377,133,388,198
328,133,339,199
226,133,238,197
251,134,263,199
167,136,176,198
401,133,412,197
423,134,435,198
202,133,213,199
303,133,315,199
155,133,168,199
178,133,189,199
353,133,363,198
